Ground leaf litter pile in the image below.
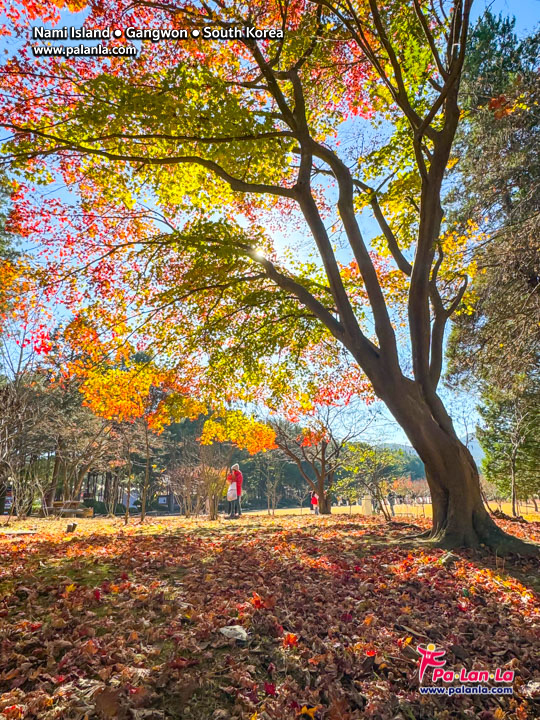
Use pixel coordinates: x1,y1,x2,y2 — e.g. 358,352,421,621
0,515,538,720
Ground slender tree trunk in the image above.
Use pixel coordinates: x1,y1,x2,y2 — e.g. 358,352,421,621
47,447,61,507
140,423,151,523
125,475,131,525
209,493,219,521
107,475,119,516
510,459,517,517
5,497,14,526
377,488,392,522
103,471,111,508
0,474,6,516
480,485,493,514
72,463,91,504
380,380,537,553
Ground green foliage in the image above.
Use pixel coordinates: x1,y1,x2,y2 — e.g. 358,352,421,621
240,450,306,508
402,452,425,480
446,15,540,388
477,378,539,504
84,499,107,515
83,499,126,515
461,12,521,109
337,444,408,501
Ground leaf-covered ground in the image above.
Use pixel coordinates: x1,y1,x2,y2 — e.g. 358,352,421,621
0,515,538,720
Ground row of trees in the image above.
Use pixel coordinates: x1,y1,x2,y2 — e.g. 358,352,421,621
2,307,535,522
1,317,424,519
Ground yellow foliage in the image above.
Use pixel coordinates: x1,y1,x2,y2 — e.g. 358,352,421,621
200,411,277,454
81,363,203,432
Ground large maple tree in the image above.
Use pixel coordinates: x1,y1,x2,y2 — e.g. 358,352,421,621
0,0,536,552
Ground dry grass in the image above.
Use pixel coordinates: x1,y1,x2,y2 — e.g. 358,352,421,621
246,502,540,522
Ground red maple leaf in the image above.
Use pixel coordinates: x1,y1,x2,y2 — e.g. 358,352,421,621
283,633,298,647
250,592,264,609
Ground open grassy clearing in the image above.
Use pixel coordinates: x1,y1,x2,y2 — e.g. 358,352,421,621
244,503,540,522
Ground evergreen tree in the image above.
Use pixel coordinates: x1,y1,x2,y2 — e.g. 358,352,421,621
478,378,539,516
447,14,540,387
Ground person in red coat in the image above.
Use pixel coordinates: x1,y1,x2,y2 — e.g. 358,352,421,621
226,463,243,518
310,491,319,515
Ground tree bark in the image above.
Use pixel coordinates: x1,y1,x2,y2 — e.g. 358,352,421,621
209,493,219,521
125,475,131,525
140,423,151,523
0,475,6,516
318,476,332,515
47,445,62,507
380,379,537,554
510,459,517,517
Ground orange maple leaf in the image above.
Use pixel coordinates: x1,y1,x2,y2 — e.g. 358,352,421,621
283,632,298,647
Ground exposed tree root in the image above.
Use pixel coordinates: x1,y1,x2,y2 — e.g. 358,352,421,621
491,508,528,524
418,521,540,556
404,528,432,540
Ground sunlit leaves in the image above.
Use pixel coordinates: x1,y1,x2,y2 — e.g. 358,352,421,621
200,411,277,455
80,362,205,432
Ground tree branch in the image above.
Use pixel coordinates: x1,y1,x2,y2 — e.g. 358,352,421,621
309,142,400,366
412,0,448,79
3,124,295,199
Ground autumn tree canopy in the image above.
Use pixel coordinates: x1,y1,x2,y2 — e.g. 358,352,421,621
0,0,537,552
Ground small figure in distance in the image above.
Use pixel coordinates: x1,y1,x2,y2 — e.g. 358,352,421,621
226,471,237,518
310,491,319,515
226,463,243,518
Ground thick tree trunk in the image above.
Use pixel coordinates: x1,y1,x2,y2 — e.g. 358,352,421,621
319,496,331,514
381,381,538,554
318,477,331,514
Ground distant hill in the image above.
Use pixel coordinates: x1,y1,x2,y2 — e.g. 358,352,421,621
378,437,484,469
378,442,418,456
379,437,484,470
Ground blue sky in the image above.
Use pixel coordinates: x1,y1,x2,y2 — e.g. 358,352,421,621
474,0,540,33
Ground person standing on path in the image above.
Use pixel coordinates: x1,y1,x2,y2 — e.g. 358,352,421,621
227,463,243,518
226,475,237,518
310,491,319,515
